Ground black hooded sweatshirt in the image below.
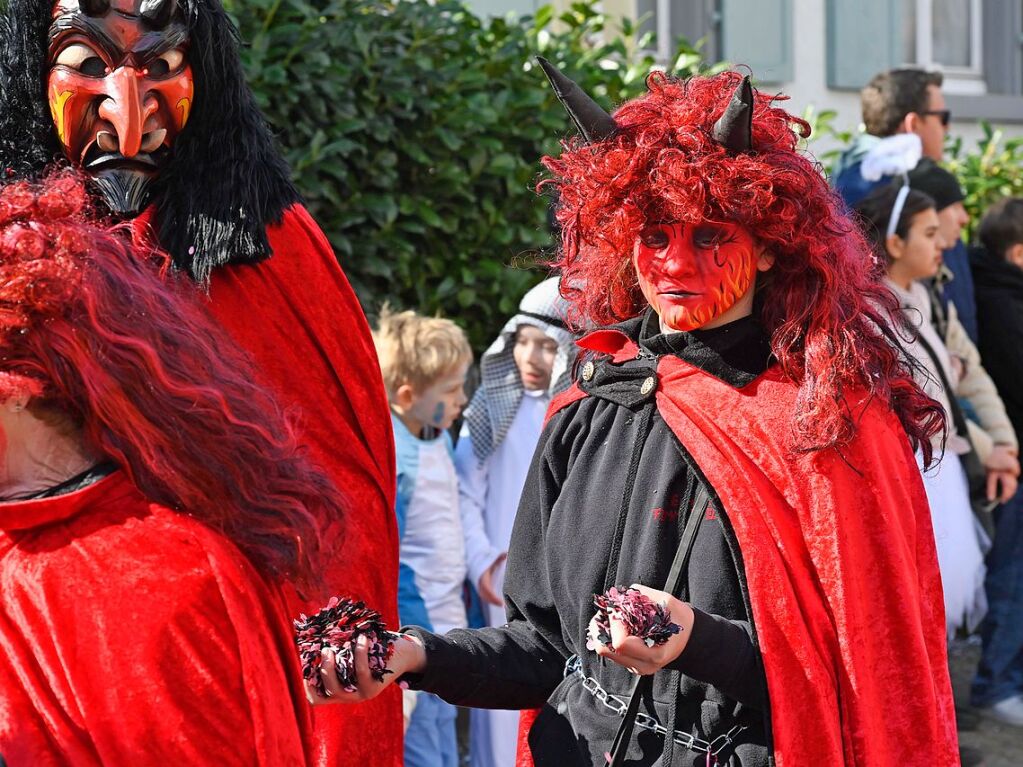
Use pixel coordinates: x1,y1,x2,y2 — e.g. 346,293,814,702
404,311,774,766
972,245,1023,436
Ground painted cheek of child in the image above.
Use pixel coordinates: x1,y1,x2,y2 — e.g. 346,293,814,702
418,364,469,431
430,400,447,427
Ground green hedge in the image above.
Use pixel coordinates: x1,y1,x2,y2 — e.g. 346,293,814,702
946,124,1023,243
223,0,711,347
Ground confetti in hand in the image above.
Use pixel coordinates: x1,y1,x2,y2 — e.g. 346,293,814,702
294,596,398,697
586,586,681,650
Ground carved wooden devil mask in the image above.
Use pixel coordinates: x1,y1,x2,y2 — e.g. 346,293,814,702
47,0,193,214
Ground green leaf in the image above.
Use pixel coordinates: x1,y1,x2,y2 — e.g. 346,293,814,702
363,194,399,226
233,0,722,348
417,203,444,229
488,153,517,174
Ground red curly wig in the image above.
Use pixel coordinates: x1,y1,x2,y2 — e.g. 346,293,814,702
0,172,339,590
542,70,944,460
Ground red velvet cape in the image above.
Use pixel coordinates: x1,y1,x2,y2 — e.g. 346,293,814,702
133,204,401,766
518,329,958,766
0,472,314,766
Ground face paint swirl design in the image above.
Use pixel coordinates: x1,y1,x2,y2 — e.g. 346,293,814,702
633,221,757,331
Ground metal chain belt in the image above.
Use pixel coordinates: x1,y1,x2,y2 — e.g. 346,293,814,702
564,655,747,759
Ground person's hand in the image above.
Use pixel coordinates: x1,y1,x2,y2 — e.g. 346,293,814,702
478,552,507,607
985,445,1019,504
986,444,1020,476
950,355,966,381
586,584,696,676
305,633,427,705
986,469,1018,505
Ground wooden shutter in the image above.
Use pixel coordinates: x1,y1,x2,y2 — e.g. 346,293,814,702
827,0,902,90
720,0,793,84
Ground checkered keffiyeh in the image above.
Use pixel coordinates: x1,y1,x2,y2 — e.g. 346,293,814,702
463,277,578,463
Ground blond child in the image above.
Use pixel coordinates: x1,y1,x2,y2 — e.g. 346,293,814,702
373,308,472,767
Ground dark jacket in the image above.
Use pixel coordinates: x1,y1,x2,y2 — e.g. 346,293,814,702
406,312,772,766
972,245,1023,435
940,239,980,344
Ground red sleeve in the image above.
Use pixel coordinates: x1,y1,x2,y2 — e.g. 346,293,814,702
1,507,311,767
206,205,396,564
204,205,401,765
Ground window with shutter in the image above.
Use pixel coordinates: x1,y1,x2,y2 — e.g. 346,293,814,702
635,0,719,65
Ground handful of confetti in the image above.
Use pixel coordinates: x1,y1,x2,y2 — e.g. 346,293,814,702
587,586,681,650
295,596,397,696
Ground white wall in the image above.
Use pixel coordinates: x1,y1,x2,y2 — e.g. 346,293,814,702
462,0,1020,165
774,0,1022,164
465,0,542,19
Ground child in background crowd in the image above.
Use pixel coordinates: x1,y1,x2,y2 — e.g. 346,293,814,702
904,162,1019,483
970,198,1023,725
454,277,578,767
855,184,997,638
372,309,472,767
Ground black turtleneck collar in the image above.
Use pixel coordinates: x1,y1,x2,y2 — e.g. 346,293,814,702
971,245,1023,294
636,308,773,388
2,462,117,503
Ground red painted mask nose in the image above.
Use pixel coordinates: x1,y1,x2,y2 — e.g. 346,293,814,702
96,67,157,158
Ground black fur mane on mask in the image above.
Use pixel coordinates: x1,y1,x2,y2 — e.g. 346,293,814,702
0,0,300,282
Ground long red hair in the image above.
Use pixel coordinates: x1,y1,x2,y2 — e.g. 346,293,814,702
542,71,944,459
0,173,337,589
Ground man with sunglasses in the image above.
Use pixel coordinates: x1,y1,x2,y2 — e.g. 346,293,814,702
834,68,949,206
834,68,979,344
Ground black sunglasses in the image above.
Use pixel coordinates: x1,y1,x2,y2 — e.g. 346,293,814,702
920,109,951,127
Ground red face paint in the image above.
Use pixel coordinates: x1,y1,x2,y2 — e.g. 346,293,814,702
633,221,757,332
46,0,192,212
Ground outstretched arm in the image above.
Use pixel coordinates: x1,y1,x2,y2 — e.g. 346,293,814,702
309,414,574,710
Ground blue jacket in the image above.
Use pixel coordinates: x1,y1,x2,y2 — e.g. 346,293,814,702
832,133,883,208
939,239,979,344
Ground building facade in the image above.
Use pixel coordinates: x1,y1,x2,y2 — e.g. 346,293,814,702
466,0,1023,157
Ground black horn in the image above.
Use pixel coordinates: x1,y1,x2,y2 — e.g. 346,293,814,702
536,56,617,144
78,0,110,16
139,0,178,28
712,75,754,154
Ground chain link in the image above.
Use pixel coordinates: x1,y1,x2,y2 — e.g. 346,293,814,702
564,655,747,758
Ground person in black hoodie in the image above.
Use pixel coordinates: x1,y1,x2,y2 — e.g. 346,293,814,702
970,197,1023,726
306,67,959,767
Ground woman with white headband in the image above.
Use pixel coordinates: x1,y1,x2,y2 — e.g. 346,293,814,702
856,182,989,639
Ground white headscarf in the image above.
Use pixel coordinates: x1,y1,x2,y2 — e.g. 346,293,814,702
462,277,577,463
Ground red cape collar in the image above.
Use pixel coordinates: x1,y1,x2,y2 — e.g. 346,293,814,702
128,205,160,251
0,470,135,532
576,327,641,363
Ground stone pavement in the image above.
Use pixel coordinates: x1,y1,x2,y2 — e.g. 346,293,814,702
950,638,1023,766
